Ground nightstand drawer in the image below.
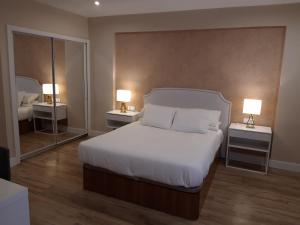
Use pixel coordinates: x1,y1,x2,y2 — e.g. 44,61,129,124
33,105,54,113
106,113,134,123
229,129,271,142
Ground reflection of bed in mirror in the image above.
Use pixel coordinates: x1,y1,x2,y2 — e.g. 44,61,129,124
16,76,43,134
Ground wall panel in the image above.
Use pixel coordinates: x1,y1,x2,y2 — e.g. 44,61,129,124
115,27,285,126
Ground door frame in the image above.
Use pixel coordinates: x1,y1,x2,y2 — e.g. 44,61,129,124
7,25,91,165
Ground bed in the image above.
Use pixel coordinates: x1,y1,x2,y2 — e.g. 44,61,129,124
79,88,231,219
16,76,42,134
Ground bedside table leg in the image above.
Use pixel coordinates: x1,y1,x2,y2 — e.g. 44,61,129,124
265,151,270,174
33,118,37,133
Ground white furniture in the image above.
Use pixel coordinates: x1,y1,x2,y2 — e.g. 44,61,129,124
81,88,232,186
79,122,223,188
226,123,272,174
33,102,67,133
0,178,30,225
106,110,140,129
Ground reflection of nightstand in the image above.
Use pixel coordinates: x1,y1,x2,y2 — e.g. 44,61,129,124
33,102,67,134
226,123,272,174
106,110,140,129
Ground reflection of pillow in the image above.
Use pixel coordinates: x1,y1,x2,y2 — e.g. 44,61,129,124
22,93,39,105
141,104,176,129
17,91,26,107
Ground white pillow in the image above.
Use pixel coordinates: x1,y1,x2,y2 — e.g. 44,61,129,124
172,108,210,133
141,104,176,129
195,108,221,131
22,93,39,105
171,108,221,132
17,91,26,107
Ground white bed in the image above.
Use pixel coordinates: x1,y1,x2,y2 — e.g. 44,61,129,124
79,121,223,188
16,76,42,122
79,88,231,188
18,106,33,121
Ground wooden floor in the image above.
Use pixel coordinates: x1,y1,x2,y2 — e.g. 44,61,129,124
20,131,80,155
11,138,300,225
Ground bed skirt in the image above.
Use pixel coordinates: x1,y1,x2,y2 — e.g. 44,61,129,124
83,151,219,220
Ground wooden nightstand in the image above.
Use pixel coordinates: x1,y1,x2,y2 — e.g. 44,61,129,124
106,110,140,129
226,123,272,174
33,102,67,134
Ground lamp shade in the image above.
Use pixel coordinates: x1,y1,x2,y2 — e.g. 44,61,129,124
243,99,262,115
116,89,131,103
42,84,60,95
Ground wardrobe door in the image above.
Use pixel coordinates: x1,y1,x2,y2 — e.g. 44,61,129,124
53,39,87,144
13,32,57,157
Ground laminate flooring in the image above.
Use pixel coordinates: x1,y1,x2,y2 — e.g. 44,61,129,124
11,138,300,225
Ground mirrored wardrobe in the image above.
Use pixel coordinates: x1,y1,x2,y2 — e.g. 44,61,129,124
12,31,88,159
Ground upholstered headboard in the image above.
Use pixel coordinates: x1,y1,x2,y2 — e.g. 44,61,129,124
16,76,43,101
144,88,231,155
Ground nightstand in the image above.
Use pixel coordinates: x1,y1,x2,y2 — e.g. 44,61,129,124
33,102,67,134
106,110,140,129
226,123,272,174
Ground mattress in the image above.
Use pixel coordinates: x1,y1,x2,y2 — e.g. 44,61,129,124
18,106,33,121
79,122,223,188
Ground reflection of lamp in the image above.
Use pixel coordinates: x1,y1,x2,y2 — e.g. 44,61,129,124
117,89,131,113
243,99,262,128
43,84,60,104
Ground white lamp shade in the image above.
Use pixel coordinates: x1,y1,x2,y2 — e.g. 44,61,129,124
42,84,60,95
116,90,131,102
243,99,262,115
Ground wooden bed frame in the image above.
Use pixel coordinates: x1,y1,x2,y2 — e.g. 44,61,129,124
83,88,231,220
84,150,219,220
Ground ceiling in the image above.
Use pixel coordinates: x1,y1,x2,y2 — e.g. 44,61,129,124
34,0,300,18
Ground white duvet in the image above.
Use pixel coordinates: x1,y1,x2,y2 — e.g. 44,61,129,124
79,122,223,188
18,106,33,121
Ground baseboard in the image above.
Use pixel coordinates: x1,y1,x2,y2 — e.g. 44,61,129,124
227,152,300,172
67,127,87,134
88,130,106,137
10,157,20,167
270,160,300,172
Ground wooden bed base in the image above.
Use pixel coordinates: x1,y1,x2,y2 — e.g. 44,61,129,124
83,153,219,220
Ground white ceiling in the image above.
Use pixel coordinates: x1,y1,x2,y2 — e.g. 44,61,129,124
34,0,300,18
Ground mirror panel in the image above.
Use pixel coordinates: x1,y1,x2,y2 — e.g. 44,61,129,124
13,32,56,156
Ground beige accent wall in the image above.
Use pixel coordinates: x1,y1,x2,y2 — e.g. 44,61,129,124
89,4,300,164
0,0,88,156
115,28,285,127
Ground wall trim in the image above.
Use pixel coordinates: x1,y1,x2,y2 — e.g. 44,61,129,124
88,130,106,137
270,160,300,172
226,153,300,172
67,127,87,134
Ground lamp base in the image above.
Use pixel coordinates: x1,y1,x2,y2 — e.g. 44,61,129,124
246,114,255,128
120,102,127,113
44,94,52,104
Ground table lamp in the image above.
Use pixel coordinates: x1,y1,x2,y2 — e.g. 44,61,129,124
117,89,131,113
243,99,262,128
43,83,60,104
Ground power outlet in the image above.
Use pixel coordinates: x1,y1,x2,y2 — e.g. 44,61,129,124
127,106,136,112
243,117,249,124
